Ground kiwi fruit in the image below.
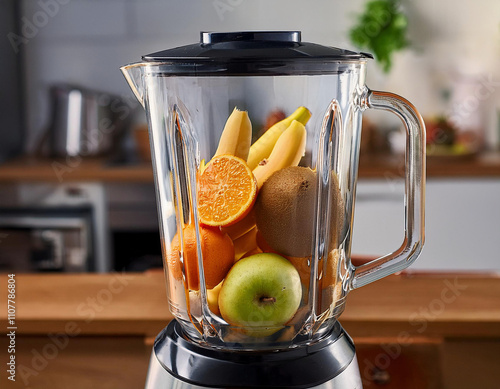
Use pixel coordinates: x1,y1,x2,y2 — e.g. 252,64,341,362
255,166,344,257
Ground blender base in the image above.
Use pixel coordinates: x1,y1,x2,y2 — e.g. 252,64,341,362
145,320,362,389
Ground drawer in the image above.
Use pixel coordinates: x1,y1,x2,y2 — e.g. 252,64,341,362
1,335,150,388
355,337,443,388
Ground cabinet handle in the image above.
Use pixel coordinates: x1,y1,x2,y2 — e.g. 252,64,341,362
371,367,391,385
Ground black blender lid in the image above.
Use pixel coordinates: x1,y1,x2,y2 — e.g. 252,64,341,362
142,31,373,76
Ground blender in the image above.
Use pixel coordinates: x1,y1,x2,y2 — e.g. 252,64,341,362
121,31,425,388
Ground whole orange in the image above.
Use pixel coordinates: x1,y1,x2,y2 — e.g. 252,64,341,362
167,224,235,290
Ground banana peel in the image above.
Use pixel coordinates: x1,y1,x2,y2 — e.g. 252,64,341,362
252,120,307,189
221,210,256,240
214,108,252,161
222,120,307,237
247,106,311,170
233,227,258,262
207,281,223,315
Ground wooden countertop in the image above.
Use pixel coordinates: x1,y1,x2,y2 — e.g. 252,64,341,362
0,156,155,183
0,152,500,182
1,272,499,338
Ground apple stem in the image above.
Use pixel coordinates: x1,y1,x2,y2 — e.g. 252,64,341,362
260,296,276,304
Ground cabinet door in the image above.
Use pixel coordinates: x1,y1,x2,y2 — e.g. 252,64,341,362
441,339,500,389
352,179,500,271
0,336,150,388
355,337,443,388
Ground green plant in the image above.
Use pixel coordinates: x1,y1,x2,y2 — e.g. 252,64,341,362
349,0,409,72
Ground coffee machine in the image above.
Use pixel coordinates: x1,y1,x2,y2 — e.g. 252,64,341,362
122,31,425,388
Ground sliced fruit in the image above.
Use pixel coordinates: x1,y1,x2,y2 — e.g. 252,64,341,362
252,120,307,190
198,155,257,227
233,227,258,261
241,246,263,259
199,159,206,174
221,210,257,240
167,224,234,290
247,106,311,170
207,281,223,315
214,108,252,161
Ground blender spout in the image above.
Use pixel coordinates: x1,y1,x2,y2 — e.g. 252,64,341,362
120,62,146,108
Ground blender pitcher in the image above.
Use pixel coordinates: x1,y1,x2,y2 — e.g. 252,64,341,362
122,31,425,388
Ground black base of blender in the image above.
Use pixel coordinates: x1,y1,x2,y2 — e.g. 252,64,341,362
145,320,362,389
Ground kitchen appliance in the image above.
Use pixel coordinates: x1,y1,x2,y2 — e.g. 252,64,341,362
40,84,131,157
121,31,425,388
0,207,94,272
0,0,24,164
0,183,111,273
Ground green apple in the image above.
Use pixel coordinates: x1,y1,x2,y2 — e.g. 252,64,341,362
219,253,302,334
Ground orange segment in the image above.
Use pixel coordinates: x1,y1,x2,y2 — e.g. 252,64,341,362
221,210,257,240
198,155,257,227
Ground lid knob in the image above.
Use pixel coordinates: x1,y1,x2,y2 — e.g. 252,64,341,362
201,31,301,45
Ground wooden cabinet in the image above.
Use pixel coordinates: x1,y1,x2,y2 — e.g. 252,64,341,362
355,337,443,388
441,339,500,389
0,336,150,388
1,273,499,388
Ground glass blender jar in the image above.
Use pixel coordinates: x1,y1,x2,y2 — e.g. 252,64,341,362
122,31,425,388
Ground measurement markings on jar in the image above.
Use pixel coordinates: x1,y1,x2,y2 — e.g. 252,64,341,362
7,274,16,381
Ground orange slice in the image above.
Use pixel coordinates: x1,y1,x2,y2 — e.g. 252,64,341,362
198,155,257,227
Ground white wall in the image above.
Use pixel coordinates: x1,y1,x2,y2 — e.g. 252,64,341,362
18,0,500,150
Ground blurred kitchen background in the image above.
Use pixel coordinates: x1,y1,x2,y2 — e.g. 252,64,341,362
1,0,499,273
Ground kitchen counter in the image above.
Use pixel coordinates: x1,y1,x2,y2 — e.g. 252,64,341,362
1,271,499,388
1,271,499,338
0,156,155,183
1,152,500,182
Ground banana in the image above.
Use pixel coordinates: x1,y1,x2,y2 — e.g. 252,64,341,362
207,281,223,315
214,108,252,161
247,106,311,170
240,246,263,259
233,227,258,262
221,209,256,240
252,120,307,189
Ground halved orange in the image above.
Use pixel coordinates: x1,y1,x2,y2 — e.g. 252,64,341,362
198,155,257,227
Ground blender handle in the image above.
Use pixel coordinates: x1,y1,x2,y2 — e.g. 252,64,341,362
350,88,426,290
